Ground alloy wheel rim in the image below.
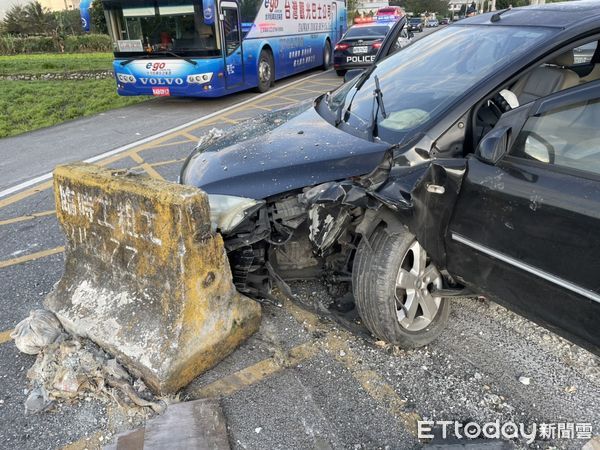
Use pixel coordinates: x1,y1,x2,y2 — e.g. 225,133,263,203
394,240,443,331
259,60,271,84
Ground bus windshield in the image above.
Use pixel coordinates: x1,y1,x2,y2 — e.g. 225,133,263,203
103,0,221,57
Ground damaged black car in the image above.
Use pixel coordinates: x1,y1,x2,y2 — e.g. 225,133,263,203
181,1,600,354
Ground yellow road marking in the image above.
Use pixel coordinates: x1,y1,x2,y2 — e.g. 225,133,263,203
237,102,285,111
178,131,201,142
149,158,186,168
0,180,53,210
61,431,104,450
191,341,319,399
140,139,195,149
283,90,321,97
283,299,421,437
219,116,239,125
292,86,327,94
0,329,14,345
270,94,302,103
129,153,165,180
0,246,64,269
307,79,341,87
0,210,55,226
251,105,272,111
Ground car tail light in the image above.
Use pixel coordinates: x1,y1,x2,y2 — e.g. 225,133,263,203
372,42,382,49
335,43,350,51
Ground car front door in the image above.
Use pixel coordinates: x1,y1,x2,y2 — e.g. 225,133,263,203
445,81,600,354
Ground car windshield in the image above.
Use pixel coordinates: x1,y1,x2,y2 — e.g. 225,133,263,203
409,19,421,23
325,25,555,143
345,26,390,38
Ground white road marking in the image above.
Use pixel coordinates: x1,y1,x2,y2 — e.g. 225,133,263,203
0,70,332,200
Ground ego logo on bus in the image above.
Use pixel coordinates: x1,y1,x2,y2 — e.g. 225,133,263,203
265,0,279,12
146,62,167,71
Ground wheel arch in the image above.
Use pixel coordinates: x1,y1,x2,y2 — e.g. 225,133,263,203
355,207,408,244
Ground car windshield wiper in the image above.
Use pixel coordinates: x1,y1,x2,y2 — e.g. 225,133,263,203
368,75,388,139
336,64,379,127
120,51,198,66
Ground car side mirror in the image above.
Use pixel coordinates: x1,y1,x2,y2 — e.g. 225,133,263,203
344,69,364,83
476,126,510,165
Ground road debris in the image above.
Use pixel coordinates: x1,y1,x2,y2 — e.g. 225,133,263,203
517,376,531,386
12,309,168,417
11,309,61,355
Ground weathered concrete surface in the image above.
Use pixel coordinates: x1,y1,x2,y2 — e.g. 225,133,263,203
45,163,261,394
105,399,230,450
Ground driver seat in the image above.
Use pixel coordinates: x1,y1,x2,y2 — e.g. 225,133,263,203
511,51,580,105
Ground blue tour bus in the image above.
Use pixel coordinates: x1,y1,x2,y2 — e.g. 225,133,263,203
101,0,346,97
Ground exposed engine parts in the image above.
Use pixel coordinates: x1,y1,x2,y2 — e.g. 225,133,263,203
221,191,358,303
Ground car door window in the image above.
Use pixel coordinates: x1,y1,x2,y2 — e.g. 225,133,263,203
511,98,600,175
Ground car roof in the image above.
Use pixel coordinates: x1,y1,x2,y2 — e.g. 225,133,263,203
460,0,600,29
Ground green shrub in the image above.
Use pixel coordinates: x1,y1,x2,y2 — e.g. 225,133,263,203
0,33,112,55
21,35,56,53
0,34,22,54
64,34,112,53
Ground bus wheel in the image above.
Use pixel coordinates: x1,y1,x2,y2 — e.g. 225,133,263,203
256,50,274,93
322,40,332,70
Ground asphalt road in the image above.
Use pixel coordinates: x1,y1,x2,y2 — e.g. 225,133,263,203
1,29,599,450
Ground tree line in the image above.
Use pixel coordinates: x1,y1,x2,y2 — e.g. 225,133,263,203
1,0,107,36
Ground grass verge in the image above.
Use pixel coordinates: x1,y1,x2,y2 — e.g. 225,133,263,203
0,78,145,138
0,53,114,76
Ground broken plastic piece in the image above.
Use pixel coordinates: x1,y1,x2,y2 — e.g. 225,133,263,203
25,386,51,415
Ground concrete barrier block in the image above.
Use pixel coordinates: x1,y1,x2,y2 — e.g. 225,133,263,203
45,163,261,394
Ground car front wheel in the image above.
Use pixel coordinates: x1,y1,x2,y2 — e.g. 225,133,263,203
353,225,450,348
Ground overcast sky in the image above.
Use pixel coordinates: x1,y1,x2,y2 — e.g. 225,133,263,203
0,0,30,18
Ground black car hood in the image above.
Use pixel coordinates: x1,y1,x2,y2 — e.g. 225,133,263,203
181,101,390,199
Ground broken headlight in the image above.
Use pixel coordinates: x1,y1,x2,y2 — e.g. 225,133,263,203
207,195,264,233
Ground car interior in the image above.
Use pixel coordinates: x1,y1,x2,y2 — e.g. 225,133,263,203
473,38,600,148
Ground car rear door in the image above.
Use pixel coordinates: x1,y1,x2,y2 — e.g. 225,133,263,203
445,81,600,353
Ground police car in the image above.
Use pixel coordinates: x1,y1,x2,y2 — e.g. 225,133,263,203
333,19,405,76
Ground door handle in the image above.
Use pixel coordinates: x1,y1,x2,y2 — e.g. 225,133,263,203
427,184,445,194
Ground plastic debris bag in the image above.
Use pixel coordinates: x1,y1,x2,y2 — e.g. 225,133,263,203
25,386,51,414
11,309,62,355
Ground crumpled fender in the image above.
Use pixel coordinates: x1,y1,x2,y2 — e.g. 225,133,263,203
302,152,467,268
